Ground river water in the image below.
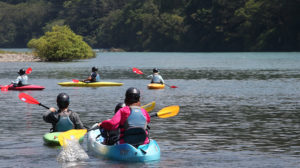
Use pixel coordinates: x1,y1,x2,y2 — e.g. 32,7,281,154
0,51,300,167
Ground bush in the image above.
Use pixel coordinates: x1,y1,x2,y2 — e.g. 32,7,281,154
27,25,95,61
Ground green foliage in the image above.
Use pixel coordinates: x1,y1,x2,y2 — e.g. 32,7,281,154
1,0,300,51
0,1,49,47
27,26,95,61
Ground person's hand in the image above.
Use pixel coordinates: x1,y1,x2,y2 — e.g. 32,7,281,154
49,107,56,112
97,122,102,127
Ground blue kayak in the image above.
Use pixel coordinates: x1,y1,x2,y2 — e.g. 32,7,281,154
87,126,160,162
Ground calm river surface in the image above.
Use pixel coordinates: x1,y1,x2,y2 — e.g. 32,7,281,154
0,51,300,167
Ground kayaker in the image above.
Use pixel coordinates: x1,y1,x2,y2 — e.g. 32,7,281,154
99,87,151,146
82,66,100,83
148,68,164,84
43,93,85,132
100,102,126,145
12,68,28,87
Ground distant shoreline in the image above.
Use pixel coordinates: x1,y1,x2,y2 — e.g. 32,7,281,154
0,48,126,62
0,53,41,62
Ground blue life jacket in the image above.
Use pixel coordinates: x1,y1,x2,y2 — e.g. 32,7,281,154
91,72,100,82
151,74,163,84
55,114,74,132
123,107,147,130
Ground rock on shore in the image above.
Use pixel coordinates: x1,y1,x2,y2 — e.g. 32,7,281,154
0,53,41,62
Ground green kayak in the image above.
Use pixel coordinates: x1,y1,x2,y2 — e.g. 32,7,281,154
43,132,84,146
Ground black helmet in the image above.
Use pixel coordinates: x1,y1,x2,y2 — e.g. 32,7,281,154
18,69,26,75
125,87,140,104
153,68,159,73
114,103,126,113
92,66,98,72
57,93,70,109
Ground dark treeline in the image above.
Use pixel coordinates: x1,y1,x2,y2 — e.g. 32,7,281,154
0,0,299,51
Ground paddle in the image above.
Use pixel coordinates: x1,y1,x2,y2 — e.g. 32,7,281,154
25,67,32,74
1,85,9,91
72,79,80,83
58,105,180,145
132,67,177,88
141,101,156,112
150,105,180,118
18,93,49,109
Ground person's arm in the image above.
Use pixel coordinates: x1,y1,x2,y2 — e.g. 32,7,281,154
12,76,21,84
43,107,58,123
71,112,85,129
82,76,92,82
147,74,153,78
101,110,123,130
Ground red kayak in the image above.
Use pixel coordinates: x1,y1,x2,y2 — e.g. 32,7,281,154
0,84,45,90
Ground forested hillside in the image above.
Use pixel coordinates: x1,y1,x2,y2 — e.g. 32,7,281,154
0,0,299,51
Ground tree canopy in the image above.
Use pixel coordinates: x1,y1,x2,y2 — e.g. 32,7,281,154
1,0,299,51
27,25,95,61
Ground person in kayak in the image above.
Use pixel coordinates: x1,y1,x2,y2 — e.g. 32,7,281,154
12,68,28,87
43,93,85,132
148,68,164,84
99,87,150,146
100,102,126,145
82,66,100,83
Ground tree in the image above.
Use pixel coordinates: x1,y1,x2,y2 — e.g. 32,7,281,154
27,25,95,61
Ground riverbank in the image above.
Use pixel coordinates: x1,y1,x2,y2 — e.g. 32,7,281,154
0,53,41,62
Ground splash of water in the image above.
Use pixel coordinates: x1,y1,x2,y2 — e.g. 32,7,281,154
57,138,89,162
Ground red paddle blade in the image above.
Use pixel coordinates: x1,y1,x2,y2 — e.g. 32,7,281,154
72,79,79,83
18,93,40,104
1,85,8,91
170,85,178,88
26,67,32,74
132,67,143,75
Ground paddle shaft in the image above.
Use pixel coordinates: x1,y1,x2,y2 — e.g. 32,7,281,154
39,103,49,109
150,113,158,117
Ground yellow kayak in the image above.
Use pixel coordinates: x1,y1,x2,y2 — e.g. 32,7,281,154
147,83,165,89
58,81,123,87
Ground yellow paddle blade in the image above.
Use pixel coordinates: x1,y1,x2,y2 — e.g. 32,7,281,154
58,129,87,146
156,105,180,118
141,101,156,112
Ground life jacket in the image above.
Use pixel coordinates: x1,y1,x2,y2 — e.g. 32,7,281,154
121,107,147,146
14,75,28,87
91,72,100,82
123,107,147,130
55,113,74,132
151,74,162,84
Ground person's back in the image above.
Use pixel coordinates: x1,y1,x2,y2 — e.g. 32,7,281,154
100,87,150,146
12,69,28,87
149,68,164,84
43,93,84,132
